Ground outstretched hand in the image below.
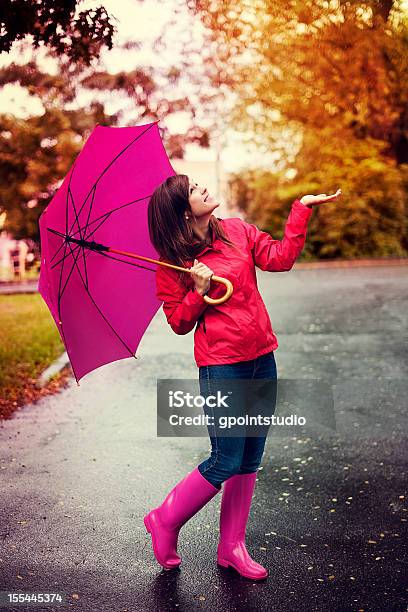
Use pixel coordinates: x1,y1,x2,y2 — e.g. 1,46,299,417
299,188,342,208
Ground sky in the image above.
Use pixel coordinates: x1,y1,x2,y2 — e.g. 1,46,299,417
0,0,278,173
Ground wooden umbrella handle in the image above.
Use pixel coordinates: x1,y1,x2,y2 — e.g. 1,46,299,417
203,275,234,305
106,247,234,304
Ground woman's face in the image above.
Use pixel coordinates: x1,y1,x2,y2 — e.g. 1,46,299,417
188,178,220,218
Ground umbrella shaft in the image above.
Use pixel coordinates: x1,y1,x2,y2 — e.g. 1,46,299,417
50,227,189,273
65,234,109,252
108,248,189,274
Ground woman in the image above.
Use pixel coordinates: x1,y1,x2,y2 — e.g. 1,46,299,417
145,175,341,579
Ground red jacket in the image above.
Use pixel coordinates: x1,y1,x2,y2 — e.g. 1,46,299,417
155,199,313,367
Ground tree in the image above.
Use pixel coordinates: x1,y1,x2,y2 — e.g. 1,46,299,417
0,0,223,241
0,103,117,241
186,0,408,258
0,0,115,65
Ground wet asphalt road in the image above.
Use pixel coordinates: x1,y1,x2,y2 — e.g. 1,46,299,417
0,265,407,612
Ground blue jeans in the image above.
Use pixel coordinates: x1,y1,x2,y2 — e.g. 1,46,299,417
197,351,278,489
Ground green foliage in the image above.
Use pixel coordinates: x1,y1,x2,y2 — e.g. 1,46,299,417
294,128,407,258
190,0,408,259
230,129,407,259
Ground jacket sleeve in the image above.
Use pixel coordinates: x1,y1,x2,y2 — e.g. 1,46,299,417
243,199,313,272
155,263,224,335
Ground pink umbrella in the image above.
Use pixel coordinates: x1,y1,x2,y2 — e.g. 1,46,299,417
38,121,232,384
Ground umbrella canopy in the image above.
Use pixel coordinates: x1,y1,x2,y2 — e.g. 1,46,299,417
38,120,175,383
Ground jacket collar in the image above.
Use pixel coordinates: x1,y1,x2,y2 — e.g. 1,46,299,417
193,218,223,258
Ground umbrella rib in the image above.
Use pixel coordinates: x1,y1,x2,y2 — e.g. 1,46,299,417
51,196,150,266
49,195,110,270
65,239,136,358
49,236,65,265
65,122,157,241
54,293,80,385
50,167,103,268
56,238,82,384
49,211,112,271
66,163,74,236
69,194,149,245
48,227,87,303
82,186,97,268
47,226,80,273
49,121,158,265
84,185,96,232
59,236,85,301
68,186,89,290
49,163,77,265
50,194,150,270
50,192,148,270
51,238,157,275
54,181,96,259
52,233,162,280
82,211,112,245
82,196,150,241
68,188,83,237
50,227,156,318
57,239,68,319
58,162,75,320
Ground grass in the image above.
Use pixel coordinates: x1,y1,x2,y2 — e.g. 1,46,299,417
0,294,69,418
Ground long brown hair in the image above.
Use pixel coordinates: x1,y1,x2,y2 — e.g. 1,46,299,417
148,174,238,272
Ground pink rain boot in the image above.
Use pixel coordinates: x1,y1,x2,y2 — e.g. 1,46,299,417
217,472,268,580
144,467,220,569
